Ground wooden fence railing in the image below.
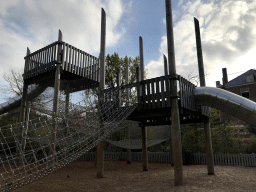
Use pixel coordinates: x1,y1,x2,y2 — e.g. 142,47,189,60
77,152,256,166
101,74,210,118
179,76,210,117
101,74,178,109
23,41,100,82
24,42,58,79
61,42,99,81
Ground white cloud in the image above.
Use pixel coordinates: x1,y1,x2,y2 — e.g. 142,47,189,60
146,0,256,87
0,0,130,90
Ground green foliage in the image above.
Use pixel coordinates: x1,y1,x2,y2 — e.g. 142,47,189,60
105,53,142,88
181,124,205,153
180,122,253,154
210,108,220,126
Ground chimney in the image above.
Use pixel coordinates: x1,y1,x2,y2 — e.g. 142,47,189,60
222,68,228,85
216,81,221,88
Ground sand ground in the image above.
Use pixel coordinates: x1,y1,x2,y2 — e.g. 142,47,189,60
11,160,256,192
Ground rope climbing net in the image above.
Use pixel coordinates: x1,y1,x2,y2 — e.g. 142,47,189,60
0,82,137,191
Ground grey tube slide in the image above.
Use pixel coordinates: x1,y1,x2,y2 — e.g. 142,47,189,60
0,85,47,115
194,87,256,126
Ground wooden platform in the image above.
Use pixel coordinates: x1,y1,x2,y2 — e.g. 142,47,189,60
101,74,210,126
23,40,100,92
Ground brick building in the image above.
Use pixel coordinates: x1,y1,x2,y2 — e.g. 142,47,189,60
216,68,256,124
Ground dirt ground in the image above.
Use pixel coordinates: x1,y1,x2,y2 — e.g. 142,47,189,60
12,160,256,192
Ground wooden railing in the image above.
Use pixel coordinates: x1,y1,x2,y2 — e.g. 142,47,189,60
101,74,178,109
101,74,210,119
23,41,100,82
179,76,196,111
24,42,58,79
61,42,99,81
179,76,210,117
138,75,177,109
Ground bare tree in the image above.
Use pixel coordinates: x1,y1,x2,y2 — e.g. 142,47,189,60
2,67,24,97
187,70,208,86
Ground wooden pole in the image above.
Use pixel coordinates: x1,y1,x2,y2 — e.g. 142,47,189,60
194,17,214,175
126,64,129,105
51,30,62,166
136,66,141,107
165,0,183,185
97,8,106,178
117,72,121,108
125,65,132,164
163,54,173,166
18,47,30,164
64,90,70,135
99,8,106,90
163,54,168,76
22,102,30,152
141,123,148,171
139,36,148,171
139,36,144,81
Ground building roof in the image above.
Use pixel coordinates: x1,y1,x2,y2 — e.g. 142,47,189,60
225,69,256,88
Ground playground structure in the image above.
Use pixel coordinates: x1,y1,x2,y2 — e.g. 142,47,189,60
1,0,256,191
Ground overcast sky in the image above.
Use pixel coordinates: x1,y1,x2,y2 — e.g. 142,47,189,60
0,0,256,103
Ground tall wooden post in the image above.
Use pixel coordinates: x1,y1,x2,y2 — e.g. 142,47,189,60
125,65,132,164
51,30,62,166
163,54,168,76
64,90,70,135
18,47,30,163
163,54,173,166
22,102,30,152
136,66,141,107
139,36,144,81
165,0,183,185
139,36,148,171
194,17,214,175
117,72,121,108
97,8,106,178
141,123,148,171
126,64,129,105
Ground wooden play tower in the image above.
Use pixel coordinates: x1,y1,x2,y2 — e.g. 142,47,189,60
19,0,214,187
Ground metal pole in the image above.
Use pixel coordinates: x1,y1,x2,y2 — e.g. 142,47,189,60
194,17,214,175
165,0,183,185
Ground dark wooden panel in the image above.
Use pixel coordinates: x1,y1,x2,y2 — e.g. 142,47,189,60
151,79,156,109
146,80,151,109
165,77,171,107
155,77,161,108
160,76,165,108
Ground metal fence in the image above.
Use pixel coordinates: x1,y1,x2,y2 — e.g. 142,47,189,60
77,152,256,166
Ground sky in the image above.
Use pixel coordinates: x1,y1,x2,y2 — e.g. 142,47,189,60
0,0,256,104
